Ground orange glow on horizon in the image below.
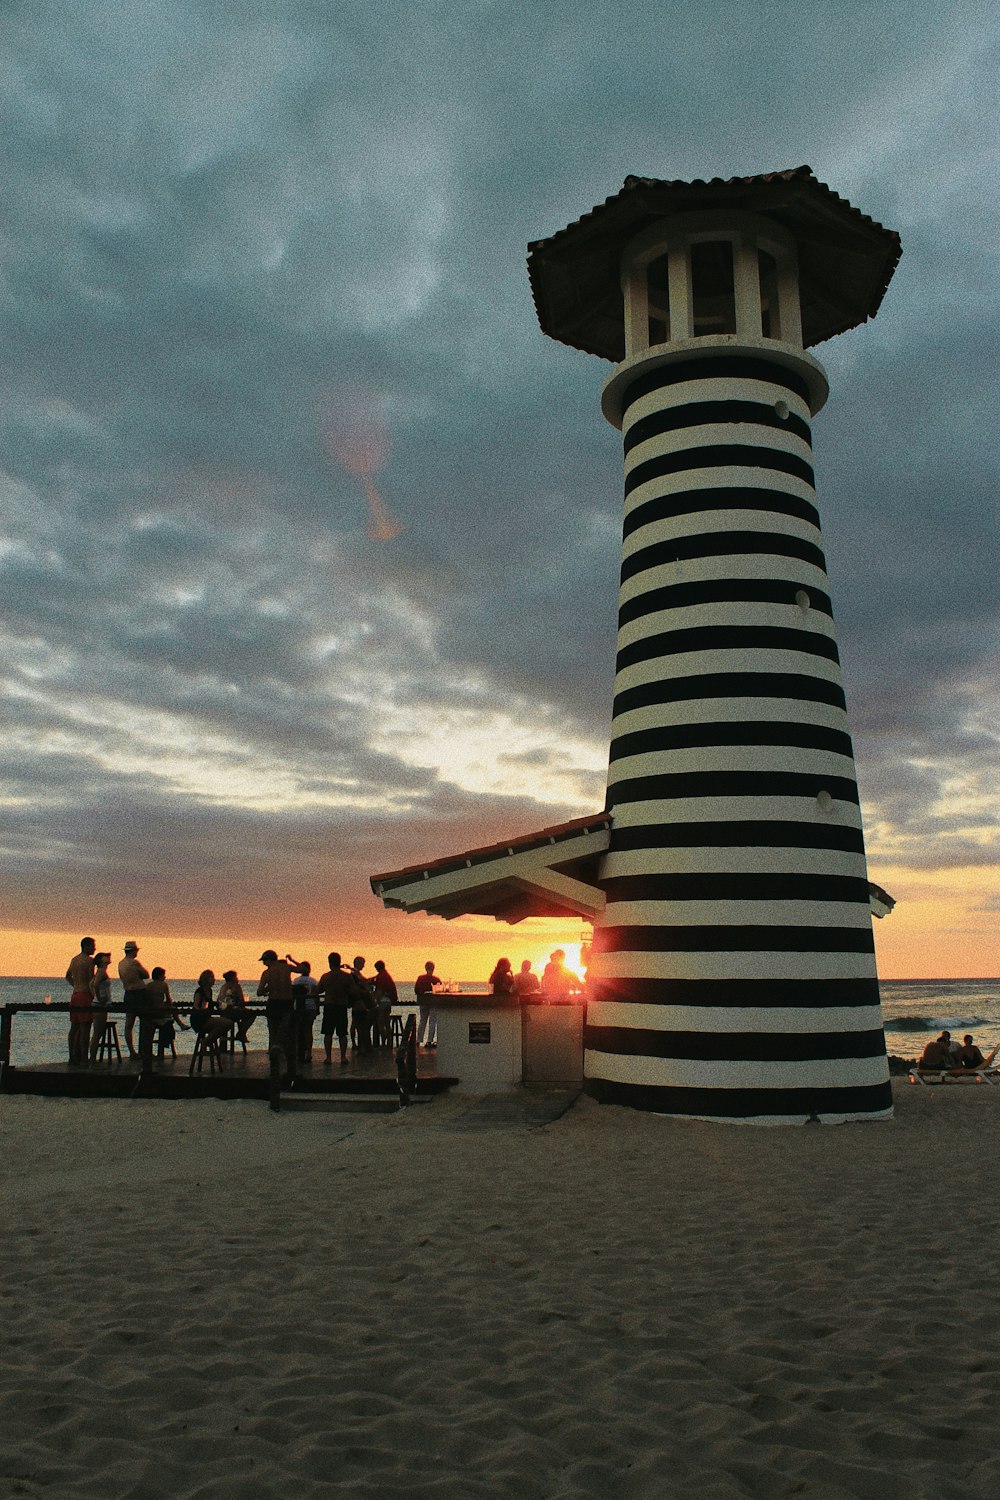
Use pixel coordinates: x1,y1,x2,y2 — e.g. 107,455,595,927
4,865,998,982
0,925,592,986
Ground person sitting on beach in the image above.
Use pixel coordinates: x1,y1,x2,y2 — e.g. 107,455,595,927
88,951,113,1063
147,967,191,1053
917,1036,952,1071
118,942,151,1059
941,1030,963,1066
957,1034,985,1069
541,949,579,1002
372,960,398,1047
65,936,97,1065
513,959,540,999
318,952,353,1066
415,961,442,1049
489,958,515,996
956,1034,1000,1071
217,970,255,1045
190,969,232,1050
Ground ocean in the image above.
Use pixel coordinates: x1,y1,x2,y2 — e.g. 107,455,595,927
2,976,998,1070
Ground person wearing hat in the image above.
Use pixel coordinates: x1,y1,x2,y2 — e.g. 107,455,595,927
118,941,151,1059
256,949,305,1086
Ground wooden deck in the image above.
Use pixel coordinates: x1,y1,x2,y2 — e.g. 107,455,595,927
1,1045,455,1106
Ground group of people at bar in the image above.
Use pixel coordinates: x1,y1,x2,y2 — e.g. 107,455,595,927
64,938,584,1074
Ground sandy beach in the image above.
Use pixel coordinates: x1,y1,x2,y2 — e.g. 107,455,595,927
1,1081,997,1499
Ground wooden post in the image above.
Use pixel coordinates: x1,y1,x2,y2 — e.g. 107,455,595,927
0,1005,13,1083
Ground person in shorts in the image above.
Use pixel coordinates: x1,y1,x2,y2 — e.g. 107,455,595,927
257,950,303,1085
65,936,97,1065
318,952,352,1066
118,941,151,1059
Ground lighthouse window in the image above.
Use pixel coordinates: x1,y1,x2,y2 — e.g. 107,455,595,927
646,251,671,346
690,240,736,336
759,249,781,339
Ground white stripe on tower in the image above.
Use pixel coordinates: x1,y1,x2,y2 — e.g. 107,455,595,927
585,352,890,1122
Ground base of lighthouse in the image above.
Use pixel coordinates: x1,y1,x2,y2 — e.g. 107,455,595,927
583,1076,893,1127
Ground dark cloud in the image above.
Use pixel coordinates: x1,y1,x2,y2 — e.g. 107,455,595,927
0,0,997,950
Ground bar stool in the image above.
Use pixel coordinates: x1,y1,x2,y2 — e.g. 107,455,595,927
189,1030,225,1075
388,1014,405,1045
96,1021,122,1064
154,1027,177,1060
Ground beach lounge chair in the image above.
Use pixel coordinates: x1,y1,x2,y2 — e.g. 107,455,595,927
909,1068,987,1085
908,1045,1000,1086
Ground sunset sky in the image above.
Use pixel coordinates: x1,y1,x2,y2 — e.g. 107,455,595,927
1,1,997,982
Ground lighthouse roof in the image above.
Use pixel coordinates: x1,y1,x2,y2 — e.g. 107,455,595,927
527,165,901,359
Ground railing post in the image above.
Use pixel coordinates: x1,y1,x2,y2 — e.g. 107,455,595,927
0,1005,13,1085
137,1008,155,1089
396,1014,417,1108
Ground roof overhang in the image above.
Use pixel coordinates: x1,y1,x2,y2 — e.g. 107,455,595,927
527,166,901,357
370,813,610,924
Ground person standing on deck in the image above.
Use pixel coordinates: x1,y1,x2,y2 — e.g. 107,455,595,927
415,960,442,1049
65,937,96,1065
88,951,113,1063
541,949,578,1002
350,956,375,1054
118,941,150,1059
513,959,540,999
318,953,353,1066
257,950,304,1086
292,959,320,1063
372,960,398,1047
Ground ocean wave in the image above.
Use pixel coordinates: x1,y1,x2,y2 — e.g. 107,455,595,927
888,1015,986,1032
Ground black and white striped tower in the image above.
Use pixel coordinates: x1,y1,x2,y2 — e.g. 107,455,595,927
527,168,900,1123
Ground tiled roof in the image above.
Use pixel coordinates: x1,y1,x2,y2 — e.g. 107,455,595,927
527,165,902,357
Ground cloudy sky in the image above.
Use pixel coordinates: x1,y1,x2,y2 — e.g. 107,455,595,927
1,0,997,979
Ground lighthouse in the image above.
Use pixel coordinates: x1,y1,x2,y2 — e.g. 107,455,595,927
527,168,900,1123
372,167,898,1125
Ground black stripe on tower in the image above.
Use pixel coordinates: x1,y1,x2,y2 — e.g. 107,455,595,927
584,1027,886,1061
601,873,871,904
625,445,814,497
624,400,812,454
585,1078,894,1119
622,357,813,411
621,532,827,585
623,487,820,537
587,977,881,1007
619,580,833,627
616,626,840,672
610,722,855,761
606,771,860,806
614,674,847,715
607,822,866,853
597,925,876,955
